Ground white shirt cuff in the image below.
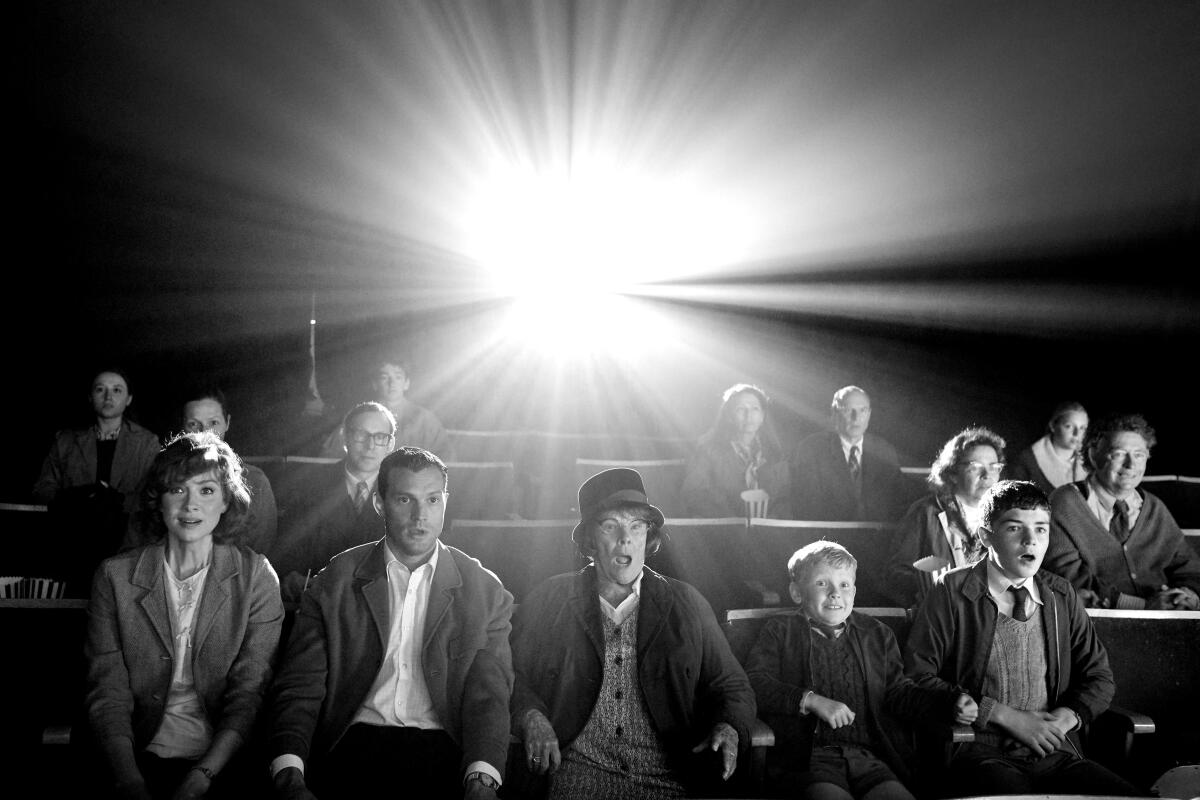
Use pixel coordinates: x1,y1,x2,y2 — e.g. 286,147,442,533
270,754,305,778
464,761,502,787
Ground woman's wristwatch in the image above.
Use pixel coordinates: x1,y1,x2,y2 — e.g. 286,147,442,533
465,771,500,791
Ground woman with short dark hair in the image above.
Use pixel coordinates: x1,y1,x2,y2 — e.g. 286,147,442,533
86,432,283,799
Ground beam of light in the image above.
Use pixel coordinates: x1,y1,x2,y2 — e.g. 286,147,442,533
461,160,753,354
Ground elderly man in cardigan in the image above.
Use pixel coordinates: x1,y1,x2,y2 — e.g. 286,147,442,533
1044,413,1200,610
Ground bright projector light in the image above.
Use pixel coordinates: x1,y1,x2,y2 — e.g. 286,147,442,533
465,165,747,354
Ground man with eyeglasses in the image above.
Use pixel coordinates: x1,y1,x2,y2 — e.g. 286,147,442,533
1044,413,1200,610
274,401,398,602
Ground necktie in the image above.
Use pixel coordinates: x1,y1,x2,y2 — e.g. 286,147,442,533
1110,499,1131,543
848,445,861,482
354,480,369,512
809,620,846,639
1007,585,1032,622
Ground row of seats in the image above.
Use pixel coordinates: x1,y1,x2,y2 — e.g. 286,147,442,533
250,453,1200,526
722,606,1198,792
2,599,1195,794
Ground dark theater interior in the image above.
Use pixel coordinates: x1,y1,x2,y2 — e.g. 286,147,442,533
5,2,1199,797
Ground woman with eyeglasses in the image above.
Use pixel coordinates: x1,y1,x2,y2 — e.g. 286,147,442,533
85,432,284,799
882,427,1007,608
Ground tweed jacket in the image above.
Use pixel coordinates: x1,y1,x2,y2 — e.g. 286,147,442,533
85,543,284,753
34,420,160,513
904,560,1114,730
268,538,514,776
790,431,906,523
1045,480,1200,602
510,565,756,770
745,610,957,782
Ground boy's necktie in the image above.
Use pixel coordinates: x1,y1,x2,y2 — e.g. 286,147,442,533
1007,585,1032,622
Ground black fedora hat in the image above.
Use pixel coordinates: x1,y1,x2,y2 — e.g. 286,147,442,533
571,468,667,546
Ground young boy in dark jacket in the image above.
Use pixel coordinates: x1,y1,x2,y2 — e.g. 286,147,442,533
746,541,971,799
904,479,1143,795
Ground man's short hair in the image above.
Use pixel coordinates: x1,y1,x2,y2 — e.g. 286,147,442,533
981,480,1049,530
929,426,1007,492
139,431,251,543
574,501,666,561
1085,413,1157,469
342,401,398,436
788,540,858,584
831,385,870,411
378,447,449,496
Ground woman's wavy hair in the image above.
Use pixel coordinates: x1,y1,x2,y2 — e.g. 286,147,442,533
705,382,784,460
137,431,251,544
928,426,1007,493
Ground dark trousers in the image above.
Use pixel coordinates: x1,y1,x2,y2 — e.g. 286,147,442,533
315,724,463,799
949,744,1146,796
133,750,264,800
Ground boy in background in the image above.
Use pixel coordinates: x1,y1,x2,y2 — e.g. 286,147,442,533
746,541,973,799
904,479,1142,795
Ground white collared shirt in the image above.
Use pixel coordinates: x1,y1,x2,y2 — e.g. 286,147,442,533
353,541,441,728
1085,476,1142,531
838,435,864,464
986,560,1044,618
599,572,643,625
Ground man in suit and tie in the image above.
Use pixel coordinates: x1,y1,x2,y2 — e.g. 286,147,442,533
790,386,906,522
273,401,396,602
268,447,513,799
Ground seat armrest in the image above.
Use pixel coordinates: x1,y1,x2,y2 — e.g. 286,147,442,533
749,717,775,748
1102,705,1155,735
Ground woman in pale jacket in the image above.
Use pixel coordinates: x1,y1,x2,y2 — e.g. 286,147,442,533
86,432,283,799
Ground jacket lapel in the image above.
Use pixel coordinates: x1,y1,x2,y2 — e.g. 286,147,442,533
133,545,173,653
1037,575,1063,700
75,429,98,484
355,539,392,655
636,570,672,661
424,542,462,651
109,421,131,488
567,567,605,661
192,545,234,657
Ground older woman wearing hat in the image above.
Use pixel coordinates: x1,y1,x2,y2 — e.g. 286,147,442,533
509,468,756,799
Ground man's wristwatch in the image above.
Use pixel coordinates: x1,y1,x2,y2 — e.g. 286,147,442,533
465,771,500,791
